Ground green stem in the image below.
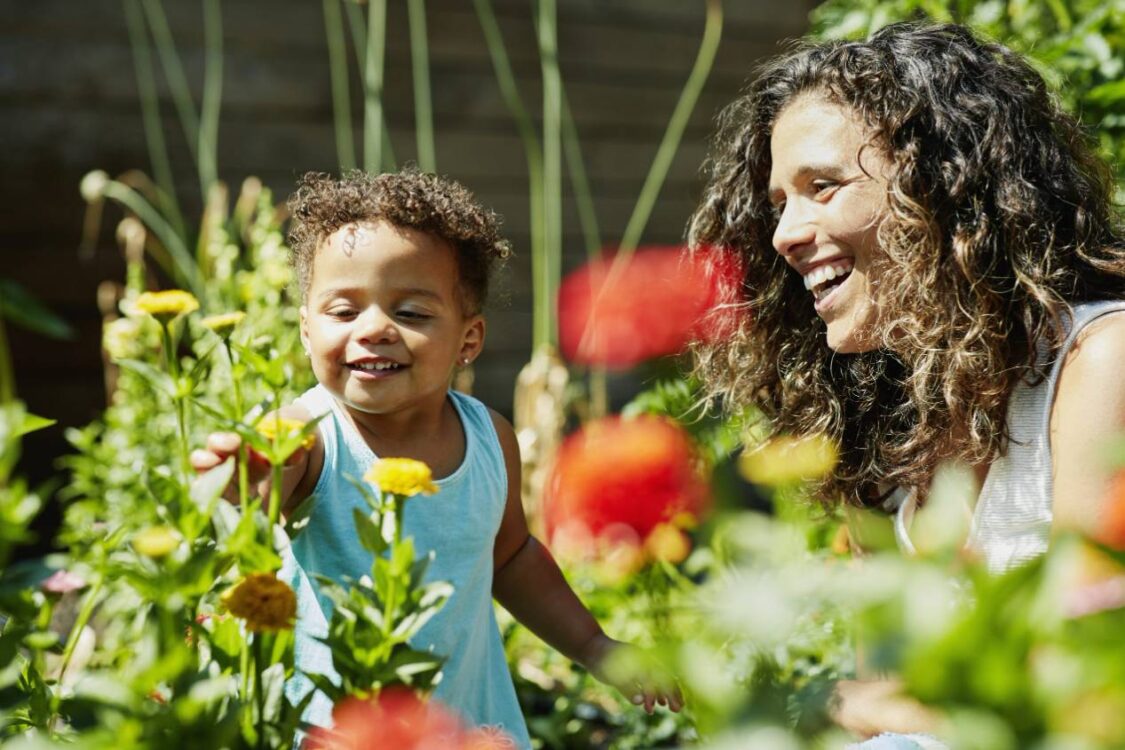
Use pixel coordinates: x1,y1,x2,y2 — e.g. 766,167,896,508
0,317,12,403
323,0,356,171
363,0,388,173
473,0,546,347
141,0,201,162
252,634,265,748
103,181,204,297
199,0,224,197
344,0,397,171
161,322,191,483
223,341,250,505
618,0,722,255
122,0,185,237
407,0,436,171
268,461,282,540
561,89,600,259
537,0,562,350
55,578,103,686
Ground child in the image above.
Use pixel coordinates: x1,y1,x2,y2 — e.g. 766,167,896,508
192,170,679,746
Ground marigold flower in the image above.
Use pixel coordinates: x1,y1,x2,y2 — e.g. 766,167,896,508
220,572,296,633
739,433,839,486
132,290,200,319
558,245,743,369
544,416,709,552
1098,471,1125,551
306,689,468,750
132,526,180,558
256,415,316,452
365,458,439,497
201,311,246,335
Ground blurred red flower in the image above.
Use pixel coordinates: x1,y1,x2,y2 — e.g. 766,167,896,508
306,690,468,750
558,245,743,369
543,416,709,558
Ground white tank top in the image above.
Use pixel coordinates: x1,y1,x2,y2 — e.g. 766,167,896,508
894,300,1125,572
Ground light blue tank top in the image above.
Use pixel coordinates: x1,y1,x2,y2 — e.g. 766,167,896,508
279,384,532,748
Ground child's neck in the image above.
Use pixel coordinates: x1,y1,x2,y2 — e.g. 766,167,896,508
341,395,467,480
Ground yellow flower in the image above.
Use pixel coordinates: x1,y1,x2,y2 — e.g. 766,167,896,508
256,416,316,451
133,526,180,558
739,433,839,486
220,573,296,633
133,290,200,319
364,458,439,497
201,311,246,335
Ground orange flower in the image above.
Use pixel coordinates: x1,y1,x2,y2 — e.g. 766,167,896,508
558,245,743,369
544,416,709,558
305,690,469,750
1099,471,1125,551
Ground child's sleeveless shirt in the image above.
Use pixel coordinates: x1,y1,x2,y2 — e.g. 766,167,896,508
279,385,532,748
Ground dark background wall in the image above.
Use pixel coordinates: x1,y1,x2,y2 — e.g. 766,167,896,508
2,0,813,495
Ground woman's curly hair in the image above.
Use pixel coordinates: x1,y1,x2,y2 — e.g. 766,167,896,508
287,169,512,313
689,22,1125,507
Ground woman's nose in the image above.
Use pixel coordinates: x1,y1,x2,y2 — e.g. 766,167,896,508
772,202,815,258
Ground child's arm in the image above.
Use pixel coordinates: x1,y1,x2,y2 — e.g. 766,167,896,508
190,404,323,522
488,411,681,713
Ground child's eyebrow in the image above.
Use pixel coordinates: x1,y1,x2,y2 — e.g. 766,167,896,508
315,286,446,303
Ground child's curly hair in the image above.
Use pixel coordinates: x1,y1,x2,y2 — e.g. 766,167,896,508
287,169,512,313
689,22,1125,507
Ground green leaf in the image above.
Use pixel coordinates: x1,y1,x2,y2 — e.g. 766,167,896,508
116,358,177,398
14,413,55,439
190,457,235,516
1088,78,1125,105
0,279,75,340
353,507,387,555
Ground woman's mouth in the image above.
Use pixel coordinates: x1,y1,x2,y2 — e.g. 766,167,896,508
802,259,854,312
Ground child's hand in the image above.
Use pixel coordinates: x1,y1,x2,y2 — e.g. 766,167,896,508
582,635,683,714
190,432,259,504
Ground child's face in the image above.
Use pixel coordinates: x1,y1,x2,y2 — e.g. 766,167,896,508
300,221,484,418
767,93,892,353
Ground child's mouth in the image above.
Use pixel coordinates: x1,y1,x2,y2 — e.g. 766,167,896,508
347,361,405,378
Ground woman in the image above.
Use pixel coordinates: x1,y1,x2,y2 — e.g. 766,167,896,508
689,22,1125,744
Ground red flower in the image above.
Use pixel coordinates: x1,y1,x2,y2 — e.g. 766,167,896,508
1099,472,1125,550
558,245,743,369
543,416,709,557
306,690,469,750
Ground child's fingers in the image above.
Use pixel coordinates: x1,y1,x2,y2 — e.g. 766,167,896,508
190,448,225,473
206,431,242,457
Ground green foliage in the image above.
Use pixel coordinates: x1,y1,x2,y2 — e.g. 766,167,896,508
811,0,1125,197
308,481,452,702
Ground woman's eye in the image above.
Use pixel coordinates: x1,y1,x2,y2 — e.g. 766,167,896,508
812,180,840,198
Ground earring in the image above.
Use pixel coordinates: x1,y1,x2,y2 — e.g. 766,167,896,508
461,357,470,366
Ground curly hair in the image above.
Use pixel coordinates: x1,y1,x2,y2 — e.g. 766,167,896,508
287,169,512,313
689,22,1125,507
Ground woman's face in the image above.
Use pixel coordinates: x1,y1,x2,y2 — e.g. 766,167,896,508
768,93,892,353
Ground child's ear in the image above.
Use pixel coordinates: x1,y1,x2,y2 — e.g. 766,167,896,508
459,315,485,366
299,305,311,356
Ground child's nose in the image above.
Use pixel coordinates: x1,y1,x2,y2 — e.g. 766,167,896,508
355,308,399,344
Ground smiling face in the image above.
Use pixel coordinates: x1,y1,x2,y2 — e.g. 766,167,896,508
768,93,893,353
300,221,484,420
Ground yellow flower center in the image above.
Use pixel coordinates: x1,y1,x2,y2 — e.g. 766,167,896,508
364,458,439,497
201,311,246,334
221,572,296,633
133,526,180,558
256,416,316,451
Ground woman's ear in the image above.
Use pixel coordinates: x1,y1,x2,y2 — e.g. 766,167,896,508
459,315,486,366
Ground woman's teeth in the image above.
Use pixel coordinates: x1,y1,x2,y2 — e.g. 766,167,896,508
802,260,854,300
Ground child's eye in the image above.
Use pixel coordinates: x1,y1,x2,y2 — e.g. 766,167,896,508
396,310,431,321
327,308,357,319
